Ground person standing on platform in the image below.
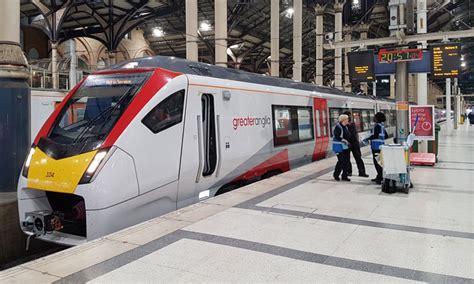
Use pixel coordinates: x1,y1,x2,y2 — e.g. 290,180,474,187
333,114,351,182
366,112,388,184
343,111,369,178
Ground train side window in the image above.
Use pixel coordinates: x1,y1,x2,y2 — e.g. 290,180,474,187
329,108,341,135
297,108,313,140
361,110,370,130
352,110,363,132
142,89,185,134
272,105,313,146
315,110,321,137
322,110,327,136
369,110,376,128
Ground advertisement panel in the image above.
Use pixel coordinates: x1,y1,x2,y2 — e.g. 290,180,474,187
409,105,435,141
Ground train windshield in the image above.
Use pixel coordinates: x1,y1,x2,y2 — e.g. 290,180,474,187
48,72,150,145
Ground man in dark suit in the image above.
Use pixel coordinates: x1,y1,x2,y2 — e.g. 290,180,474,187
343,111,369,178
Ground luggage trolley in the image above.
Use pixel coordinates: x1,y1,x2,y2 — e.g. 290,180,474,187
380,144,413,194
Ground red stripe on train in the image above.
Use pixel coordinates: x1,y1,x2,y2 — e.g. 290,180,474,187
232,149,290,182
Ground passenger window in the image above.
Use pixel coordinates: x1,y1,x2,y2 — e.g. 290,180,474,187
322,110,327,136
272,105,313,146
298,108,313,140
315,110,321,137
142,90,185,134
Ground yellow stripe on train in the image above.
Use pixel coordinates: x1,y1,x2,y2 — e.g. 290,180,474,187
27,148,97,194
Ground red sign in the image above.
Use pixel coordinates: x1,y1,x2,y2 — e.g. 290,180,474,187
409,105,435,140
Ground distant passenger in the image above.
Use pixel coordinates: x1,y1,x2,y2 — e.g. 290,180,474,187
333,114,351,182
366,112,388,184
469,111,474,126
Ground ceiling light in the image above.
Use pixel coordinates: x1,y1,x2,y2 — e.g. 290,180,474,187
152,27,164,37
285,8,294,18
230,44,240,49
461,62,466,67
200,21,212,31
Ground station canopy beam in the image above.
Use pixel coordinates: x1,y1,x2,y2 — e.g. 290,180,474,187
323,29,474,49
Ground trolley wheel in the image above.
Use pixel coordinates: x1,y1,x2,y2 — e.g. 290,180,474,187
409,182,414,188
402,185,409,194
382,179,390,193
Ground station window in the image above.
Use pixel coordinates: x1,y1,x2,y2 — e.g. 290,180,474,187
272,105,314,146
142,90,185,134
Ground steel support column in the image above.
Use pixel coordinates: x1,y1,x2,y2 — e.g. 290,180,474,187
343,25,351,92
445,78,452,132
293,0,302,81
453,78,458,129
358,24,369,94
270,0,279,77
396,62,409,141
186,0,198,61
69,39,77,89
315,4,324,85
51,41,59,89
215,0,227,67
416,0,428,151
0,0,30,192
334,1,344,89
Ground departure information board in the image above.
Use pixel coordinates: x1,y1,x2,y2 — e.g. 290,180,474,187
348,50,375,83
431,44,460,78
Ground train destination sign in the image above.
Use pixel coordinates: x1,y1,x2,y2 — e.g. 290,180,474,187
431,44,460,78
348,50,375,83
378,49,423,64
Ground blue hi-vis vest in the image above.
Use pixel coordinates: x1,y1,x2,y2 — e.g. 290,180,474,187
371,123,385,151
332,124,349,153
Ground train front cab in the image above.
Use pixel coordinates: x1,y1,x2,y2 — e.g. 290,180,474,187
17,68,189,245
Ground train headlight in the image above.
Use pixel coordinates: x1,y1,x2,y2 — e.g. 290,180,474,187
22,147,36,177
79,149,109,184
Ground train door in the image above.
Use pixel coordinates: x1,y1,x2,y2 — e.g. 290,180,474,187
313,98,330,160
177,87,223,208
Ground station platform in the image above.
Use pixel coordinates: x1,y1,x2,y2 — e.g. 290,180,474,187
1,125,473,283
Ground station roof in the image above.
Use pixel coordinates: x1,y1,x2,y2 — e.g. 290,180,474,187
19,0,474,98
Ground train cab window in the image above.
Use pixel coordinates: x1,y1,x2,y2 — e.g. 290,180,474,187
142,90,185,134
272,105,313,146
315,110,321,137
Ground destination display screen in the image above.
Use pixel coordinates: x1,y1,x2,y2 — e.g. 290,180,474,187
348,50,375,83
431,44,460,78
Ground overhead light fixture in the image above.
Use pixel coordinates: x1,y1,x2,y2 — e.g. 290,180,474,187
200,21,212,32
461,55,464,61
230,44,240,49
285,8,294,18
461,62,466,67
152,27,164,37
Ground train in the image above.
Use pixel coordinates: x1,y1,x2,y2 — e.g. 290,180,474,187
18,56,400,246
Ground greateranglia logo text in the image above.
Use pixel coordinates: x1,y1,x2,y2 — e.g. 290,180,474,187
232,116,271,130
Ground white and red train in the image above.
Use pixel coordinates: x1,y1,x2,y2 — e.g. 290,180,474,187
18,56,398,246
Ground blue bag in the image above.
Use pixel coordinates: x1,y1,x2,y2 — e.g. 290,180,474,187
371,123,385,151
332,124,348,153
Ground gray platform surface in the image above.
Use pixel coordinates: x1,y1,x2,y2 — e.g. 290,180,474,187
1,124,473,283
